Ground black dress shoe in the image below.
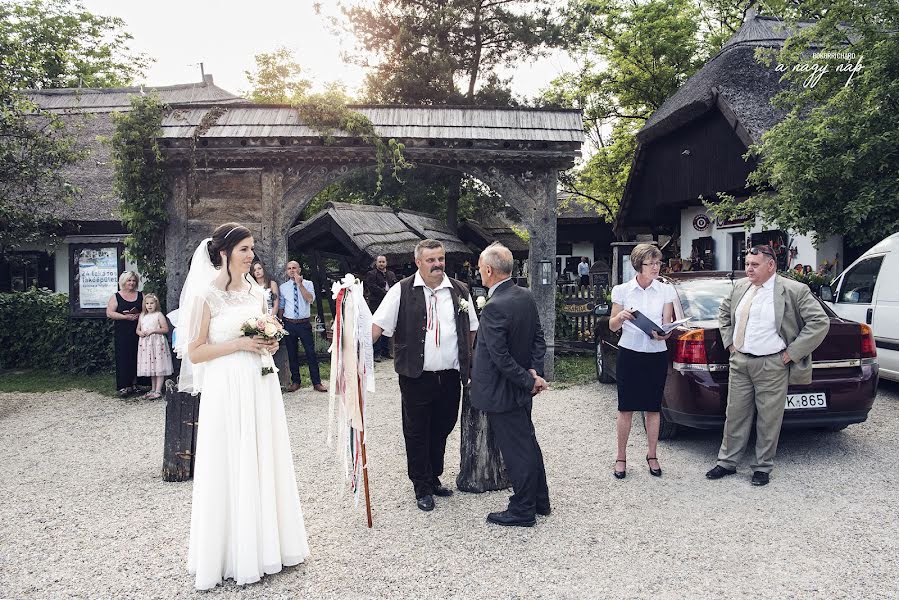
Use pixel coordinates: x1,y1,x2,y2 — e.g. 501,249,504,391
486,510,535,527
433,484,454,497
416,495,434,511
751,471,770,486
646,455,662,477
536,505,552,516
614,459,626,479
706,465,737,480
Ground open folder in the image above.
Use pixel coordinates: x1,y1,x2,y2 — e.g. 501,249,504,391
627,308,691,337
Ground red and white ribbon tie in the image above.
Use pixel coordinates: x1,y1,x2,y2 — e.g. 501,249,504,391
426,291,440,348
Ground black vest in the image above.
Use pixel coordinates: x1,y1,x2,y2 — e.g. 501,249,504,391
393,275,472,378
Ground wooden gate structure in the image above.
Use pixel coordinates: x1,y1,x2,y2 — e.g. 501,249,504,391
157,105,583,378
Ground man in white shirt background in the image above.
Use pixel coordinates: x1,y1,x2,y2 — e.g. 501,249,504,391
278,261,327,393
706,245,829,486
371,240,479,512
577,257,591,289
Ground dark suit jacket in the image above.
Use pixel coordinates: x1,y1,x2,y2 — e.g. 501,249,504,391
363,268,397,310
470,279,546,413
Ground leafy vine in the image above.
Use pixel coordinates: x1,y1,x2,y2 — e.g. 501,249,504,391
294,94,412,191
110,93,169,301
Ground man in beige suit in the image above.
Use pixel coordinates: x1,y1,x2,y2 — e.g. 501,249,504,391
706,245,830,486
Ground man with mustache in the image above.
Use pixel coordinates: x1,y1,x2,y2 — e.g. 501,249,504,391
372,239,479,512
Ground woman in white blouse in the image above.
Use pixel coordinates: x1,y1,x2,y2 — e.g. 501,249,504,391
608,244,675,479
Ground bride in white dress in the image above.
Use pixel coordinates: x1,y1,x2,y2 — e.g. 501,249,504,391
176,222,310,590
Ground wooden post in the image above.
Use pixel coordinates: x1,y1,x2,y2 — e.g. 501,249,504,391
528,169,559,381
162,378,200,482
357,347,373,527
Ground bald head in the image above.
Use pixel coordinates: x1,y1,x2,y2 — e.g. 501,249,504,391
478,242,513,288
481,243,514,275
286,261,302,280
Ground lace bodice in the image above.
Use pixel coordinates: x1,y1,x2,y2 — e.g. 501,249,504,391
205,284,267,345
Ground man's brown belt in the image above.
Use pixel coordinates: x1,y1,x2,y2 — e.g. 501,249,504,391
282,317,310,324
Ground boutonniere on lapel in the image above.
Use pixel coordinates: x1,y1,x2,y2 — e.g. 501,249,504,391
476,296,487,310
458,297,470,314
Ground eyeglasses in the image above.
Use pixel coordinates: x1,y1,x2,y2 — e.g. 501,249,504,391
746,246,776,260
642,261,663,267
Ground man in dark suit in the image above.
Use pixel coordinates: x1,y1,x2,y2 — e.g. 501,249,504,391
363,255,397,361
470,242,550,527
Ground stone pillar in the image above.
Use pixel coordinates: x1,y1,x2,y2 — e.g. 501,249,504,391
527,170,558,381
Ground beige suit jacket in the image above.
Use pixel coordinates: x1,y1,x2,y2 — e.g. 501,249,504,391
718,274,830,385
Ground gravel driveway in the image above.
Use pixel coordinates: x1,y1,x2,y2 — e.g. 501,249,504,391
1,367,897,600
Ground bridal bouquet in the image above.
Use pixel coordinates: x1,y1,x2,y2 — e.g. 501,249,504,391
241,315,287,376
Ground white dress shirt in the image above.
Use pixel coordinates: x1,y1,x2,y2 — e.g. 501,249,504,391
734,276,786,356
611,277,676,353
372,272,479,372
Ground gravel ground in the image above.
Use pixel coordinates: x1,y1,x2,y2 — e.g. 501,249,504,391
1,366,897,600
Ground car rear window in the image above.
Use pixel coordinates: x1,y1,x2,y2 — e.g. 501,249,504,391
673,278,738,321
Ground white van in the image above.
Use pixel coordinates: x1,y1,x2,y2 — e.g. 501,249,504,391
821,232,899,382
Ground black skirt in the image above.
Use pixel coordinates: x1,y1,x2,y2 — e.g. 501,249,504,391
616,347,668,412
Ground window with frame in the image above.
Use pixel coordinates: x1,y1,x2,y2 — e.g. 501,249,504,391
836,256,884,304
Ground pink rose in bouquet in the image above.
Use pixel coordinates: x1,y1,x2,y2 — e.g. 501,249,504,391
241,314,287,376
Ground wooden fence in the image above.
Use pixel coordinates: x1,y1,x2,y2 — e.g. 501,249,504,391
556,283,608,354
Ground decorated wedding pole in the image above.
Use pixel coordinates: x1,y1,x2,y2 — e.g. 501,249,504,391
327,274,376,527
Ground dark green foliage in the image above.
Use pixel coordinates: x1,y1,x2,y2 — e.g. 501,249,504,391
544,0,732,221
110,94,168,298
0,82,80,257
0,0,147,90
714,2,899,246
0,289,113,372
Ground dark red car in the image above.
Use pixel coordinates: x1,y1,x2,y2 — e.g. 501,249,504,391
594,272,879,439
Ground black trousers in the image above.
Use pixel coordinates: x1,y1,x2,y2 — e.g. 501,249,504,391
283,321,322,386
488,404,550,518
398,370,461,498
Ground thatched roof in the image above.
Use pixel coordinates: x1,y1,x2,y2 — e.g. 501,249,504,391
616,12,811,235
458,214,529,258
29,77,242,223
288,202,472,264
638,14,798,146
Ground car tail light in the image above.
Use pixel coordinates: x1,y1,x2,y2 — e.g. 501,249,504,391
673,329,707,364
860,324,877,358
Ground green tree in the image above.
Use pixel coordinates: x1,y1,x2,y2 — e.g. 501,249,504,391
110,94,168,297
0,83,80,257
0,0,146,258
244,47,311,104
713,1,899,246
342,0,561,104
0,0,148,89
333,0,561,225
545,0,716,220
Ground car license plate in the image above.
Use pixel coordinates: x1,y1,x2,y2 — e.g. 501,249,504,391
785,392,827,410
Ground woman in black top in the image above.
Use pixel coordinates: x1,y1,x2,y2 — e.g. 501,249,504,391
105,271,143,396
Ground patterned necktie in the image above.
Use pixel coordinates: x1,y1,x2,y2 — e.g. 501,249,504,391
734,284,761,351
293,282,299,319
426,289,440,348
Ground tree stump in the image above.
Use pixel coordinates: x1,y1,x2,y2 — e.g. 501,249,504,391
456,385,510,493
162,379,200,482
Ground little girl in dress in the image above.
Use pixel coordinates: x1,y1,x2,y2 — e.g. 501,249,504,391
136,293,173,399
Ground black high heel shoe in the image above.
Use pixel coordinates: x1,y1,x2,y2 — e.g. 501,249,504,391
614,460,626,479
646,455,662,477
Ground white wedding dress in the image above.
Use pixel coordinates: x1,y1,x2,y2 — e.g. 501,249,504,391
187,284,310,590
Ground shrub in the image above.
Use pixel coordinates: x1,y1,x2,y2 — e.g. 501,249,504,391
0,289,114,372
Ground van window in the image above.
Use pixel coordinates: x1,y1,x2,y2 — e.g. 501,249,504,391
837,256,884,304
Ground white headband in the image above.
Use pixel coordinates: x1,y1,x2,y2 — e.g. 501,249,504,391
223,226,242,239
